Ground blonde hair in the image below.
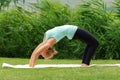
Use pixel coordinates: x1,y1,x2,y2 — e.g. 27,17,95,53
45,47,57,59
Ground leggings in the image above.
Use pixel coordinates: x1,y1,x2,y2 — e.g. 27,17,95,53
72,28,99,65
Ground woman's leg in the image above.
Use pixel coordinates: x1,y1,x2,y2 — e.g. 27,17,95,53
72,28,99,65
83,41,99,65
82,45,90,64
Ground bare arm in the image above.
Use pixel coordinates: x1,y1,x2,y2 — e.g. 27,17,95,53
29,43,50,67
32,34,46,56
29,38,56,68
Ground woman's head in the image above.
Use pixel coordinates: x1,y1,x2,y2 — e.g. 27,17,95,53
42,47,57,59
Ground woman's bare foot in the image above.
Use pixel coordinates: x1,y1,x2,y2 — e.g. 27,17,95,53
82,63,89,67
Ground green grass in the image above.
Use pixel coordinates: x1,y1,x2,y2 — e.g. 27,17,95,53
0,58,120,80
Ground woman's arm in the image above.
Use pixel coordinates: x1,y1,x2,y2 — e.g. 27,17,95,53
29,38,56,68
29,43,50,67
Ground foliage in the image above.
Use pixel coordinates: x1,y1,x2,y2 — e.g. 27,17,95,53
31,0,77,59
31,0,71,28
69,0,115,59
103,19,120,59
0,0,120,59
114,0,120,17
0,0,25,11
0,8,37,57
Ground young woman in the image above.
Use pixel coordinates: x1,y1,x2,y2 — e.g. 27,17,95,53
29,25,99,67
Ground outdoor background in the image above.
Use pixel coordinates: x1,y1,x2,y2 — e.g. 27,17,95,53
0,0,120,59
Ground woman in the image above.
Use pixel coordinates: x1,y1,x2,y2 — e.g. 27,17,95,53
29,25,99,67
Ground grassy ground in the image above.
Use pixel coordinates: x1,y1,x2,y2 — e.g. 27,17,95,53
0,58,120,80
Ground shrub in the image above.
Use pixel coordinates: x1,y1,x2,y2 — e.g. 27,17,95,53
69,0,114,59
0,8,37,57
31,0,77,59
0,0,120,59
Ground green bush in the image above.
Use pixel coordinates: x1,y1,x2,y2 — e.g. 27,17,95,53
31,0,78,59
114,0,120,17
32,0,72,28
0,8,37,57
103,19,120,59
0,0,120,59
69,0,114,59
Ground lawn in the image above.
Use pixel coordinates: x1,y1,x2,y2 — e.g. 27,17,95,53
0,58,120,80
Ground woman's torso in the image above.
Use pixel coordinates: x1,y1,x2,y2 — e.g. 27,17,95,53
45,25,78,42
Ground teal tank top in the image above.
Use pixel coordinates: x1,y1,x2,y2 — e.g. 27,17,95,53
45,25,78,42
